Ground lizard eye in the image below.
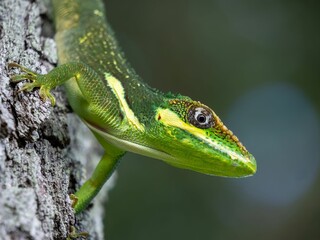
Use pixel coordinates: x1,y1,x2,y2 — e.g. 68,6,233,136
187,106,214,129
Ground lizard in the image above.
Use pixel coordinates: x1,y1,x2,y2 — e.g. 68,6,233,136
9,0,257,214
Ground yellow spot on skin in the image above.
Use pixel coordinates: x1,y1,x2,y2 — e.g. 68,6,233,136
105,73,144,131
79,36,87,44
79,32,92,44
93,10,103,17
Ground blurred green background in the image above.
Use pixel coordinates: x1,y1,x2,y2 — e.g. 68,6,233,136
103,0,320,239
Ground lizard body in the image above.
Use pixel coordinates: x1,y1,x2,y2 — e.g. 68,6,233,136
10,0,256,213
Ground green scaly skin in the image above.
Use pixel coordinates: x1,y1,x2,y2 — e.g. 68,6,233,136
9,0,256,214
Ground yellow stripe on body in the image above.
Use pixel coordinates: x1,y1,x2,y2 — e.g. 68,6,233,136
156,108,251,163
105,73,144,131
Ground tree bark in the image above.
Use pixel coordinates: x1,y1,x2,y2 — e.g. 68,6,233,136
0,0,115,239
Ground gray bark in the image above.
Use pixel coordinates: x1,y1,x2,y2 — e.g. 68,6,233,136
0,0,115,239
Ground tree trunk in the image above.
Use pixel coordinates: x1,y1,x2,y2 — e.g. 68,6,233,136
0,0,115,239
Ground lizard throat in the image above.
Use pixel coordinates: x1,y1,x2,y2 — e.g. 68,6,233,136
84,121,175,162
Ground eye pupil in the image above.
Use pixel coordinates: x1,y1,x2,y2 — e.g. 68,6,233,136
197,115,206,123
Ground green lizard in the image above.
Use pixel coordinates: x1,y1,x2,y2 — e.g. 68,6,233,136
9,0,256,214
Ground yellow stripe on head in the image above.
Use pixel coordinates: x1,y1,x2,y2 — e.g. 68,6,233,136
155,108,251,163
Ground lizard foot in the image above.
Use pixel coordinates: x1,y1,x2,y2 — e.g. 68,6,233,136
67,195,89,239
67,226,89,240
8,62,56,105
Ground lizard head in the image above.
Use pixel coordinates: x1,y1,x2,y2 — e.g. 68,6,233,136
149,97,257,177
86,93,256,178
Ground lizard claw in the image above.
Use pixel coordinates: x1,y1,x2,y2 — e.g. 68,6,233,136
67,226,89,240
8,62,38,77
70,194,79,209
39,85,56,106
